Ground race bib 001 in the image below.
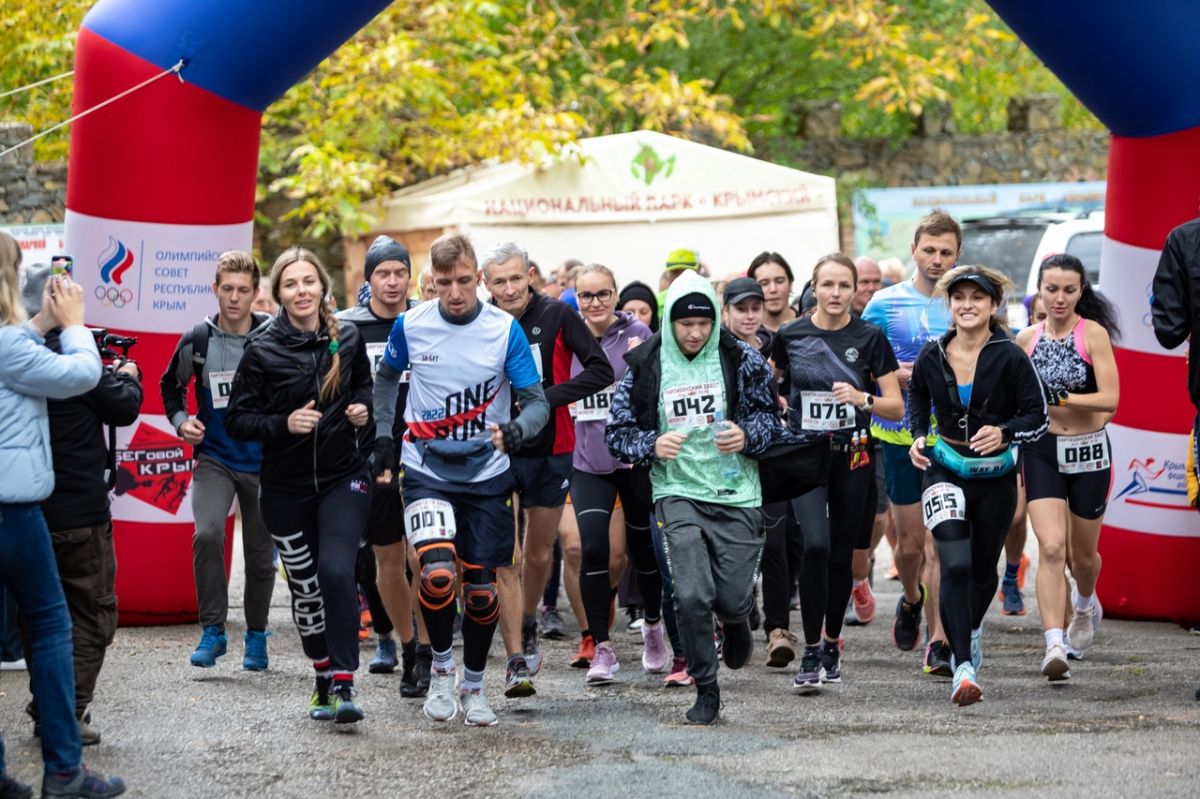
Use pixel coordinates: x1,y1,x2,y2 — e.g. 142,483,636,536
209,369,236,410
663,381,723,430
799,390,854,431
1056,430,1110,474
366,342,409,382
921,481,966,529
405,498,457,548
573,385,615,422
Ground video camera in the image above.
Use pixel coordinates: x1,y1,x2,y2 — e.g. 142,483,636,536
88,328,138,362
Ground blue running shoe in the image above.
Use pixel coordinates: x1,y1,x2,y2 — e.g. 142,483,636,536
368,638,398,674
243,630,270,671
190,626,227,668
999,577,1025,616
951,662,981,706
970,626,983,671
333,683,364,724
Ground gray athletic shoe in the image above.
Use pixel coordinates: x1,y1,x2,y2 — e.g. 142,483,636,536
423,668,458,723
460,688,498,727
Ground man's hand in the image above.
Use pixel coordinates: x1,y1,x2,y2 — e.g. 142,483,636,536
345,403,369,427
287,400,322,435
714,421,746,454
896,361,914,392
654,430,688,461
178,418,206,446
371,436,395,483
491,422,522,454
115,359,140,380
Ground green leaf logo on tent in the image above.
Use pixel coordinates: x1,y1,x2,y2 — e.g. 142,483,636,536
631,144,676,186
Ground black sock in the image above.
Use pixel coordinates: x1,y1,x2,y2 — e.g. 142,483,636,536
402,638,416,658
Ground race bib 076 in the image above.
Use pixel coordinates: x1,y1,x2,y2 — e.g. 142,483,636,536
573,385,615,422
405,498,457,548
1056,430,1110,474
209,370,236,410
799,390,854,431
663,382,723,430
921,482,966,529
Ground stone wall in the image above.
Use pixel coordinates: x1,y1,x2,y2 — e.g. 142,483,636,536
0,123,67,224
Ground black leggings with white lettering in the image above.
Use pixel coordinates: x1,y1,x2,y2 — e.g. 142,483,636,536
259,480,371,674
922,462,1017,668
790,450,874,645
573,469,662,644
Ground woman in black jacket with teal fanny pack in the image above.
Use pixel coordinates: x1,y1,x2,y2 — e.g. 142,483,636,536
907,265,1048,707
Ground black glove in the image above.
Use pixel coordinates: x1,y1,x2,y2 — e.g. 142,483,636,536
497,422,523,453
371,436,395,478
1043,382,1069,407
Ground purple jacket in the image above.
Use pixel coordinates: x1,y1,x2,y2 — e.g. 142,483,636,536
572,311,652,474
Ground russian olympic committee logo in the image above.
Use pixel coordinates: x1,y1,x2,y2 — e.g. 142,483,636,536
96,236,135,308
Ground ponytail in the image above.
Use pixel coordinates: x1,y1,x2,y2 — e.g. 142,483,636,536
318,299,341,403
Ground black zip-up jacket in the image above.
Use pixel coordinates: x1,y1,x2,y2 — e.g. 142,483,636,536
506,289,614,457
225,314,373,493
909,325,1048,446
42,329,144,530
1152,217,1200,408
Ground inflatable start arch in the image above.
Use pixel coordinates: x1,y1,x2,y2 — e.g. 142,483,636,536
65,0,1200,623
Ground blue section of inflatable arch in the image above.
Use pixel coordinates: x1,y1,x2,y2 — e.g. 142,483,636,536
986,3,1200,137
81,0,392,111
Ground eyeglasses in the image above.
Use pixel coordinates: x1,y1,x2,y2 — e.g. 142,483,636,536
577,289,614,305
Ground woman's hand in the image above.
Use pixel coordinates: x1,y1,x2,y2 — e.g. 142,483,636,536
970,425,1005,456
831,381,865,407
909,436,930,470
345,403,369,427
654,431,687,461
47,276,86,328
287,400,322,434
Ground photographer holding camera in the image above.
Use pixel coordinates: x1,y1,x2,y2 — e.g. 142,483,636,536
18,263,143,749
0,233,125,799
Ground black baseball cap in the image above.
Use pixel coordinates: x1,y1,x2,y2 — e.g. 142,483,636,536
723,277,764,307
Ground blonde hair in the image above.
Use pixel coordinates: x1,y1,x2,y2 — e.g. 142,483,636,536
935,264,1012,301
215,249,261,288
270,246,341,403
811,252,857,286
0,232,26,326
578,262,617,290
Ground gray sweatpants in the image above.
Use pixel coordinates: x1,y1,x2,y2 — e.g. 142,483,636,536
192,453,275,631
656,497,763,686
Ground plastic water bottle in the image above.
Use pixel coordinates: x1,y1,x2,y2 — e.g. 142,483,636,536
712,410,741,481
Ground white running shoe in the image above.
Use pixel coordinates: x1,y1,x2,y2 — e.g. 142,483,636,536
1041,643,1071,682
460,688,498,727
423,668,458,722
641,621,669,673
1067,604,1095,652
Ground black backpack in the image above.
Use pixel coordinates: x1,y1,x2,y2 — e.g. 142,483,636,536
191,313,272,387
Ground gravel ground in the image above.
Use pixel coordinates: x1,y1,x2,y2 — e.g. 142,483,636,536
2,532,1197,798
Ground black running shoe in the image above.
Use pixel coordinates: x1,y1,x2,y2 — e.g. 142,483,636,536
685,681,721,725
403,649,431,698
820,640,842,683
891,583,926,652
0,774,32,799
504,656,536,698
721,618,753,670
922,640,952,678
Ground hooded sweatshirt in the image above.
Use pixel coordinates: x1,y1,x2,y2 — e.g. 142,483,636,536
652,271,760,507
571,310,652,475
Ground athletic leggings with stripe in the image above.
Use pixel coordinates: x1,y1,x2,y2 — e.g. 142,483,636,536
573,469,662,644
790,451,875,646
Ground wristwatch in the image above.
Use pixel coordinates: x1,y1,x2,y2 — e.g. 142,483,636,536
860,394,875,412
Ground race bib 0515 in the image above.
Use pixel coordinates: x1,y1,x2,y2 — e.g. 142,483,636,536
921,481,966,529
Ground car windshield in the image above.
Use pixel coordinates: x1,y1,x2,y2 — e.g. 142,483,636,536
1065,231,1103,285
960,223,1048,298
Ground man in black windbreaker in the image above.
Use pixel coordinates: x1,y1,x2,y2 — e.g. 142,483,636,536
483,242,614,698
19,263,143,746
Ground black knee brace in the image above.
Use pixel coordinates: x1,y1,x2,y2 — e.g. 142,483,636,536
417,544,457,612
461,565,499,625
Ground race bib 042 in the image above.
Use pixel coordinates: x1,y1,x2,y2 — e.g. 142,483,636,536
921,481,966,529
663,381,723,430
1056,430,1110,474
209,370,236,410
573,385,615,422
405,498,457,548
800,390,854,432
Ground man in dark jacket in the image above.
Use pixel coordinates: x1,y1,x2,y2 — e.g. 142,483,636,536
20,263,143,746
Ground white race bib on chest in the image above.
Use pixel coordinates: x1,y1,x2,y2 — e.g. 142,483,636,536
366,342,409,382
573,385,615,422
209,370,236,410
1056,430,1110,474
663,381,723,430
799,390,854,431
405,498,457,548
922,481,966,529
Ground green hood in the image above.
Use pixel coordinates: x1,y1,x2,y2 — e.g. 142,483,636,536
661,270,721,367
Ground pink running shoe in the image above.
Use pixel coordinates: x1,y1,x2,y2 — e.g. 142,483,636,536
664,655,693,687
641,621,669,673
851,580,876,625
586,642,619,685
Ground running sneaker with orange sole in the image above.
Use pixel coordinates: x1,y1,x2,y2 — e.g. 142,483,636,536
571,634,596,668
850,579,876,625
664,655,693,687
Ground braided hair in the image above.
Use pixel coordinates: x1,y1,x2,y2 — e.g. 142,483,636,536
270,246,342,403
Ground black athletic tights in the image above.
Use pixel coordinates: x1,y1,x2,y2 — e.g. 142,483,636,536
922,462,1017,667
790,451,875,645
573,469,662,643
259,479,371,673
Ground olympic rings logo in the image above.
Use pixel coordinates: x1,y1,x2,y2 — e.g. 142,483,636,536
95,284,134,308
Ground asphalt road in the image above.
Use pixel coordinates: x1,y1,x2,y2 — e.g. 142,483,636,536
2,537,1197,798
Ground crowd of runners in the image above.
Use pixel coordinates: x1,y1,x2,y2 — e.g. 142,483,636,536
1,204,1186,796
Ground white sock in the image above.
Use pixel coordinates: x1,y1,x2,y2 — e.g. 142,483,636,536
1044,628,1064,648
1074,591,1094,613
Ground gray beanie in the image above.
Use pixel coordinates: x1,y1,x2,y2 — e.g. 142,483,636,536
22,262,51,318
364,235,411,281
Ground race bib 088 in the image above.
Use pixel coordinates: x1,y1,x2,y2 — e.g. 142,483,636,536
799,390,854,431
1056,430,1110,474
663,382,723,430
209,370,236,410
405,498,457,548
921,482,966,529
573,385,615,422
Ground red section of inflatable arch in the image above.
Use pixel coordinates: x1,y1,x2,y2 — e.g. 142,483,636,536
1109,348,1192,434
115,517,235,626
1098,525,1200,624
1106,129,1200,251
